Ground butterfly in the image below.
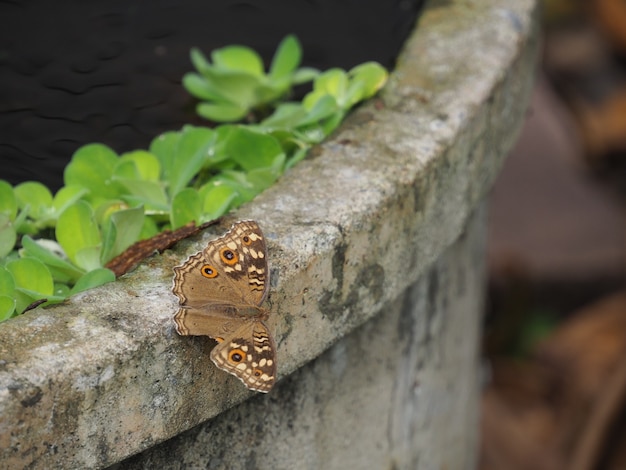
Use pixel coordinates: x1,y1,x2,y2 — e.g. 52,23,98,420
172,220,276,393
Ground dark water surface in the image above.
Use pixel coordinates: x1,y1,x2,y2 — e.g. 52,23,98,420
0,1,425,191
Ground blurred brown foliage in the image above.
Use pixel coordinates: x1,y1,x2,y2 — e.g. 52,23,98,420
481,1,626,468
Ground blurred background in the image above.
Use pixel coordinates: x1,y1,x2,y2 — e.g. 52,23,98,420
482,0,626,468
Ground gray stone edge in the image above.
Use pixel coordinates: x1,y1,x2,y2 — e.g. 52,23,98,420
0,0,538,468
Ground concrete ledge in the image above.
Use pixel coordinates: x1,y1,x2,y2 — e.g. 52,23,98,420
0,0,538,468
115,204,488,469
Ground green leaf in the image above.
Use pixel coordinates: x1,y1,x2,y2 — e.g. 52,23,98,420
0,180,17,220
20,236,85,284
315,69,348,97
118,151,162,182
222,127,285,171
198,183,238,221
64,143,121,200
345,80,366,108
270,35,301,80
291,67,320,85
14,181,53,220
168,126,216,196
12,207,35,236
285,147,310,170
349,62,388,99
150,131,181,180
246,166,281,193
7,257,54,297
196,102,248,123
94,200,130,227
56,201,102,270
202,69,261,109
140,215,160,240
112,154,168,210
0,213,16,259
70,268,116,295
0,295,16,322
0,250,19,266
117,179,169,212
52,185,90,217
112,159,140,180
74,247,102,272
260,102,308,128
0,266,16,296
300,94,340,125
53,283,71,298
7,256,56,315
190,47,213,75
13,287,65,314
171,188,201,229
100,206,145,264
207,171,259,207
183,72,230,102
212,45,264,77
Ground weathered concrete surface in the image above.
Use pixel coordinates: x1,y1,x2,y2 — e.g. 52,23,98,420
0,0,538,468
113,205,487,470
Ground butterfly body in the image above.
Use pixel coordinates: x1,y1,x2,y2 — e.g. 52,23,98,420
172,220,276,393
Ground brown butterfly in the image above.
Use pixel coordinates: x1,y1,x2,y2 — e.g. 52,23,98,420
172,220,276,392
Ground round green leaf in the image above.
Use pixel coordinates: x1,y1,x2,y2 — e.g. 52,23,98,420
349,62,389,99
212,45,264,77
64,143,121,200
20,238,76,277
70,268,116,295
0,213,17,259
167,126,216,197
56,201,101,268
171,188,201,229
183,73,227,102
291,67,320,85
52,185,89,216
224,127,285,171
197,102,247,123
6,257,53,296
117,150,162,181
199,184,238,221
150,131,181,180
0,295,16,322
193,68,260,109
269,35,302,80
100,206,145,263
0,180,17,220
190,47,212,75
14,181,53,220
313,69,348,105
0,266,16,296
54,283,71,298
140,216,160,240
74,247,103,272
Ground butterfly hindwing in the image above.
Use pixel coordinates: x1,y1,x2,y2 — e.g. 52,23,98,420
210,320,276,393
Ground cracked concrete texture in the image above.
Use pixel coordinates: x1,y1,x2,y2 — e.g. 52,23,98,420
0,0,538,468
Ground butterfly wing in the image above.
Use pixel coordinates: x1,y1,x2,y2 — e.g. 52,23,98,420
172,220,276,392
210,319,276,393
174,304,242,337
172,220,269,310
